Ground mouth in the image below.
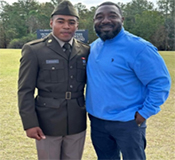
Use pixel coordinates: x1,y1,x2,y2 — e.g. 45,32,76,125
61,32,71,36
100,25,113,31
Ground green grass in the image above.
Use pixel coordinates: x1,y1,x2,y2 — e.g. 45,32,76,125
0,49,174,160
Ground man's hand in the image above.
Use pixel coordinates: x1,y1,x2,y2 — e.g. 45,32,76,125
135,112,145,126
26,127,46,140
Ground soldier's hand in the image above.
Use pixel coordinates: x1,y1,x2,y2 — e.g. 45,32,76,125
135,112,145,126
26,127,46,140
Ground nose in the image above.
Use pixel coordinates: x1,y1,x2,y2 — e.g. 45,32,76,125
101,16,111,24
63,22,70,28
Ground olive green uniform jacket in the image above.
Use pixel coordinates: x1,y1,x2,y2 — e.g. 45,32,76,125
18,34,90,136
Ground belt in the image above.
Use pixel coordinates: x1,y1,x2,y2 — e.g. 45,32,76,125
38,90,83,100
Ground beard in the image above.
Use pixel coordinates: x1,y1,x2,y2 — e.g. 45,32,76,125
94,23,122,41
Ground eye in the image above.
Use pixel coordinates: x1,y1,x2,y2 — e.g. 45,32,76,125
109,14,118,19
95,15,103,20
69,21,76,25
57,20,64,24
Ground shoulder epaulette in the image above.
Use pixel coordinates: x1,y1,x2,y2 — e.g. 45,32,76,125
27,35,50,45
27,38,45,45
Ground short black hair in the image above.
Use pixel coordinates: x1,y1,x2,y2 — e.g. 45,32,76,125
97,1,122,16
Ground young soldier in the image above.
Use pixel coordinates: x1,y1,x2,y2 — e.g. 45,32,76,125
18,1,89,159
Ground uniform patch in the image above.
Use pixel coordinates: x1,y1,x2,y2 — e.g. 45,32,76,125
81,57,86,65
46,60,59,64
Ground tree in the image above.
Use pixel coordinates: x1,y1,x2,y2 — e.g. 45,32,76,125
0,0,54,48
50,0,63,6
122,0,166,49
0,0,174,50
150,26,167,50
157,0,175,50
131,10,164,41
36,2,54,30
0,2,19,47
74,3,97,43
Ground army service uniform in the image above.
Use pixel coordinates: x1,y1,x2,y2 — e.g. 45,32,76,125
18,33,90,136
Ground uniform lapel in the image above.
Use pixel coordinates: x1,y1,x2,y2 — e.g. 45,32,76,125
70,39,81,60
46,34,68,60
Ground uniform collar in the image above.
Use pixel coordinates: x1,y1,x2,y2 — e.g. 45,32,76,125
51,32,73,47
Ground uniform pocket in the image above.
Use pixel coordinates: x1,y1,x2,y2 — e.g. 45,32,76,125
41,60,65,83
36,96,65,109
76,61,86,82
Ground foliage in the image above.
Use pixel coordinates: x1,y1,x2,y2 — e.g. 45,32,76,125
0,0,174,50
130,11,164,42
75,3,97,43
7,34,36,48
157,0,175,50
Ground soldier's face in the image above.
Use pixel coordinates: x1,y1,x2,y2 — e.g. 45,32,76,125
50,15,78,42
94,5,124,41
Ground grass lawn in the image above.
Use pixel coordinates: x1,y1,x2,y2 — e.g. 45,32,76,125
0,49,174,160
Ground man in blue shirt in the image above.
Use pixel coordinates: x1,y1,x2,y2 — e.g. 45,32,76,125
86,2,171,160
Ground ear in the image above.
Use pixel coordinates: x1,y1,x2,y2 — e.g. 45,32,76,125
50,18,53,28
122,17,125,25
122,17,125,23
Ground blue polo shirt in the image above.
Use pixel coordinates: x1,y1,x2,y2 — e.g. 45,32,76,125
86,28,171,121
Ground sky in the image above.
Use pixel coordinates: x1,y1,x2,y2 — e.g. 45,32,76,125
7,0,158,9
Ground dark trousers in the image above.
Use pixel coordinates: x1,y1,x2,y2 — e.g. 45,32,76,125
89,114,146,160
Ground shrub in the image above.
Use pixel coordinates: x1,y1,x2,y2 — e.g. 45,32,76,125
7,34,36,49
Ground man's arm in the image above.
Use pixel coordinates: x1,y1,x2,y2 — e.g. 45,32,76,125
18,44,45,140
134,45,171,120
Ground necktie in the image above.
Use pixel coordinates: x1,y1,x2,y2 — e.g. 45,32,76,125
63,42,71,58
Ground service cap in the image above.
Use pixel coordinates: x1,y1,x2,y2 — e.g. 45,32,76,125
51,0,79,19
